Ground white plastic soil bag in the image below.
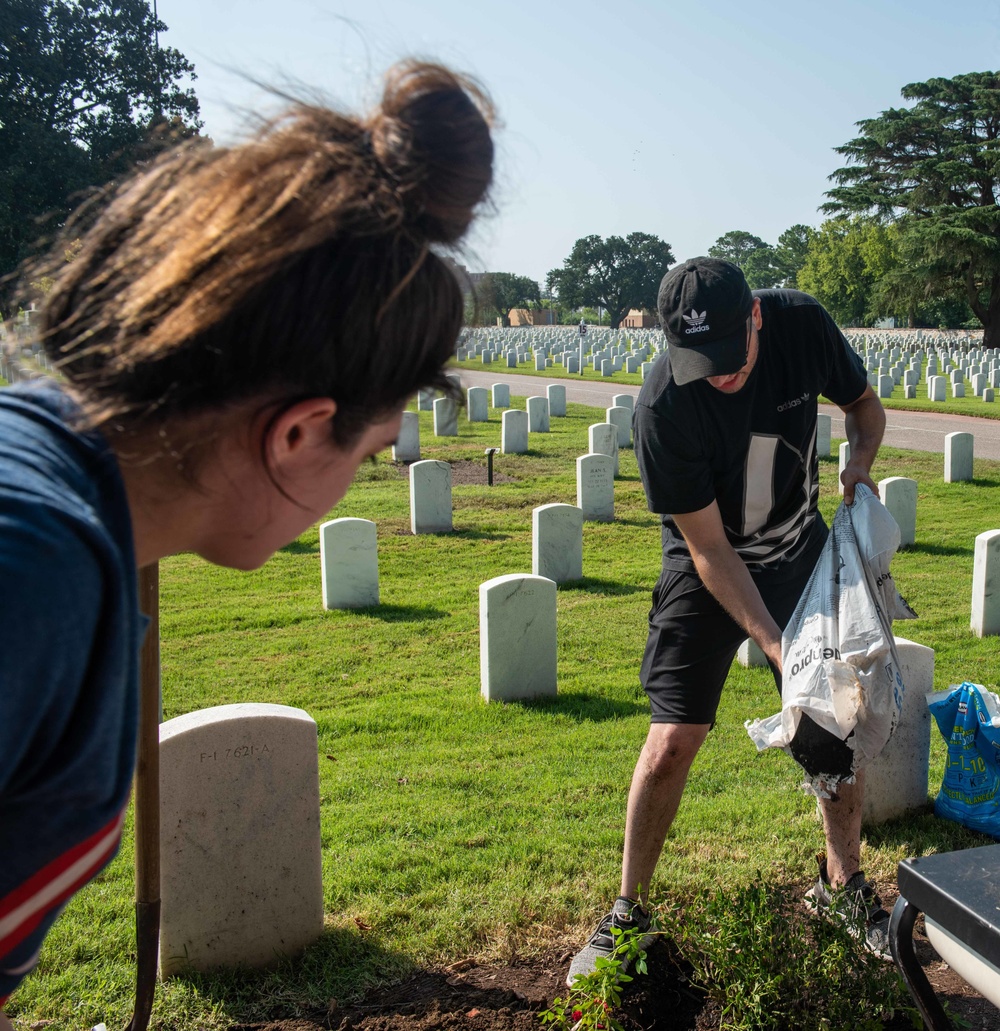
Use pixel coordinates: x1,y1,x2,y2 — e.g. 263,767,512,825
745,484,916,795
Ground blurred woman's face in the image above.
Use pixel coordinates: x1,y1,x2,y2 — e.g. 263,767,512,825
194,405,403,571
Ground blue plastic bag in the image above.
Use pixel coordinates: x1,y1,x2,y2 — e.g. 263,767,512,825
928,681,1000,838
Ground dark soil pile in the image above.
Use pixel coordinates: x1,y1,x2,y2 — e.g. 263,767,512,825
233,926,999,1031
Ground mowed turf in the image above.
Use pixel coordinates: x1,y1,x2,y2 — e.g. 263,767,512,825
10,397,1000,1029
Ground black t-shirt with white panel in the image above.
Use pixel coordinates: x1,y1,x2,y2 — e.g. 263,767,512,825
634,289,868,576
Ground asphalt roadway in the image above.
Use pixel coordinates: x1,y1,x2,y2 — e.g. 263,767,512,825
456,368,1000,461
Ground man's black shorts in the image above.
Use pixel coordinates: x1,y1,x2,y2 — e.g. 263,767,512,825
638,537,856,781
640,535,825,727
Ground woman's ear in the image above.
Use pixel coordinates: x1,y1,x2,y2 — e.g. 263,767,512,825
264,397,339,473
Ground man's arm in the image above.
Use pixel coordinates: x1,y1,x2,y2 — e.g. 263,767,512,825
838,384,886,505
672,501,784,672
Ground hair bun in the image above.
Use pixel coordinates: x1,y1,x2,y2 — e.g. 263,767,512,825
367,61,494,244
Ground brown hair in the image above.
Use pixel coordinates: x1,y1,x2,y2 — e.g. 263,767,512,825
31,61,494,451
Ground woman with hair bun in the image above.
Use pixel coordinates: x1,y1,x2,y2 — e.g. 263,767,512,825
0,61,493,1015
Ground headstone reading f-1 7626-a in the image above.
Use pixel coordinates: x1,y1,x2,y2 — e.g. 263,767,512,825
158,703,323,976
816,413,831,458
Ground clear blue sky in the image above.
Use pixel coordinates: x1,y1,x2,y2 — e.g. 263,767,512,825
156,0,1000,287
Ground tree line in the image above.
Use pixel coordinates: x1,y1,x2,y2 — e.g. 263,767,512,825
0,0,200,313
2,9,998,344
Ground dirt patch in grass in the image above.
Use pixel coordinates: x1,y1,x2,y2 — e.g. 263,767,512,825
394,459,519,486
230,923,996,1031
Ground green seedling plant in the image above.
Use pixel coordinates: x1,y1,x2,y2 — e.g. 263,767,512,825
539,924,653,1031
661,879,920,1031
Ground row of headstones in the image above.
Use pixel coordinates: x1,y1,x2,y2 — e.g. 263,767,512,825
862,348,1000,401
395,382,635,464
845,328,985,351
458,334,662,378
320,496,594,609
321,396,643,605
459,324,664,356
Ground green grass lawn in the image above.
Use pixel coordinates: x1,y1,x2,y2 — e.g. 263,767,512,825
9,397,1000,1029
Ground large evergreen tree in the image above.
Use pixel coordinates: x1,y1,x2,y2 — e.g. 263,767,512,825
824,71,1000,345
546,233,674,329
0,0,201,304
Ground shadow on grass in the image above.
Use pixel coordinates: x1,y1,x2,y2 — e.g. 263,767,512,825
344,603,448,622
563,576,647,597
862,805,997,854
167,925,414,1023
906,542,974,557
281,539,319,555
515,692,648,722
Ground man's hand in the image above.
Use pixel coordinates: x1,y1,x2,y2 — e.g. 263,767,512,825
840,458,880,507
838,386,886,506
672,502,783,671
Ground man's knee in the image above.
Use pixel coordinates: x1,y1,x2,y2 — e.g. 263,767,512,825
640,722,709,779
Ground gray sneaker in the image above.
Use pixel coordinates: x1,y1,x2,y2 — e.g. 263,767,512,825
804,857,891,960
566,896,656,986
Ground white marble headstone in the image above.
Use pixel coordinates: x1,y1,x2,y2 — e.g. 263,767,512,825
577,453,614,522
502,409,528,454
409,459,452,533
479,574,557,701
320,517,378,609
159,703,323,975
532,503,583,583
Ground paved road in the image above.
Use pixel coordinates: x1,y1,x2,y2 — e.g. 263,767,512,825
456,368,1000,460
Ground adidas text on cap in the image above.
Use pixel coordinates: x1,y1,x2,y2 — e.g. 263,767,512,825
657,258,753,386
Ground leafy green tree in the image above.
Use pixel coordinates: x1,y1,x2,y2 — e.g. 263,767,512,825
477,272,540,326
708,230,778,289
772,224,814,288
0,0,201,302
824,71,1000,346
797,216,901,326
546,233,674,329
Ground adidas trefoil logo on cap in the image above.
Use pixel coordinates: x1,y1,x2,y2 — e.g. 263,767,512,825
681,308,709,334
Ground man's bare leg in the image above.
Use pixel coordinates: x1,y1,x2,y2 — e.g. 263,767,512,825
621,722,710,906
818,768,866,886
0,1009,14,1031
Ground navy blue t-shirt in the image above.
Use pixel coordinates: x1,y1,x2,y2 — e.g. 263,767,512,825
0,383,143,1000
634,290,868,575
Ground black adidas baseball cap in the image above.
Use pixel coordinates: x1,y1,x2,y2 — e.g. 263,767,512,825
657,257,753,386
